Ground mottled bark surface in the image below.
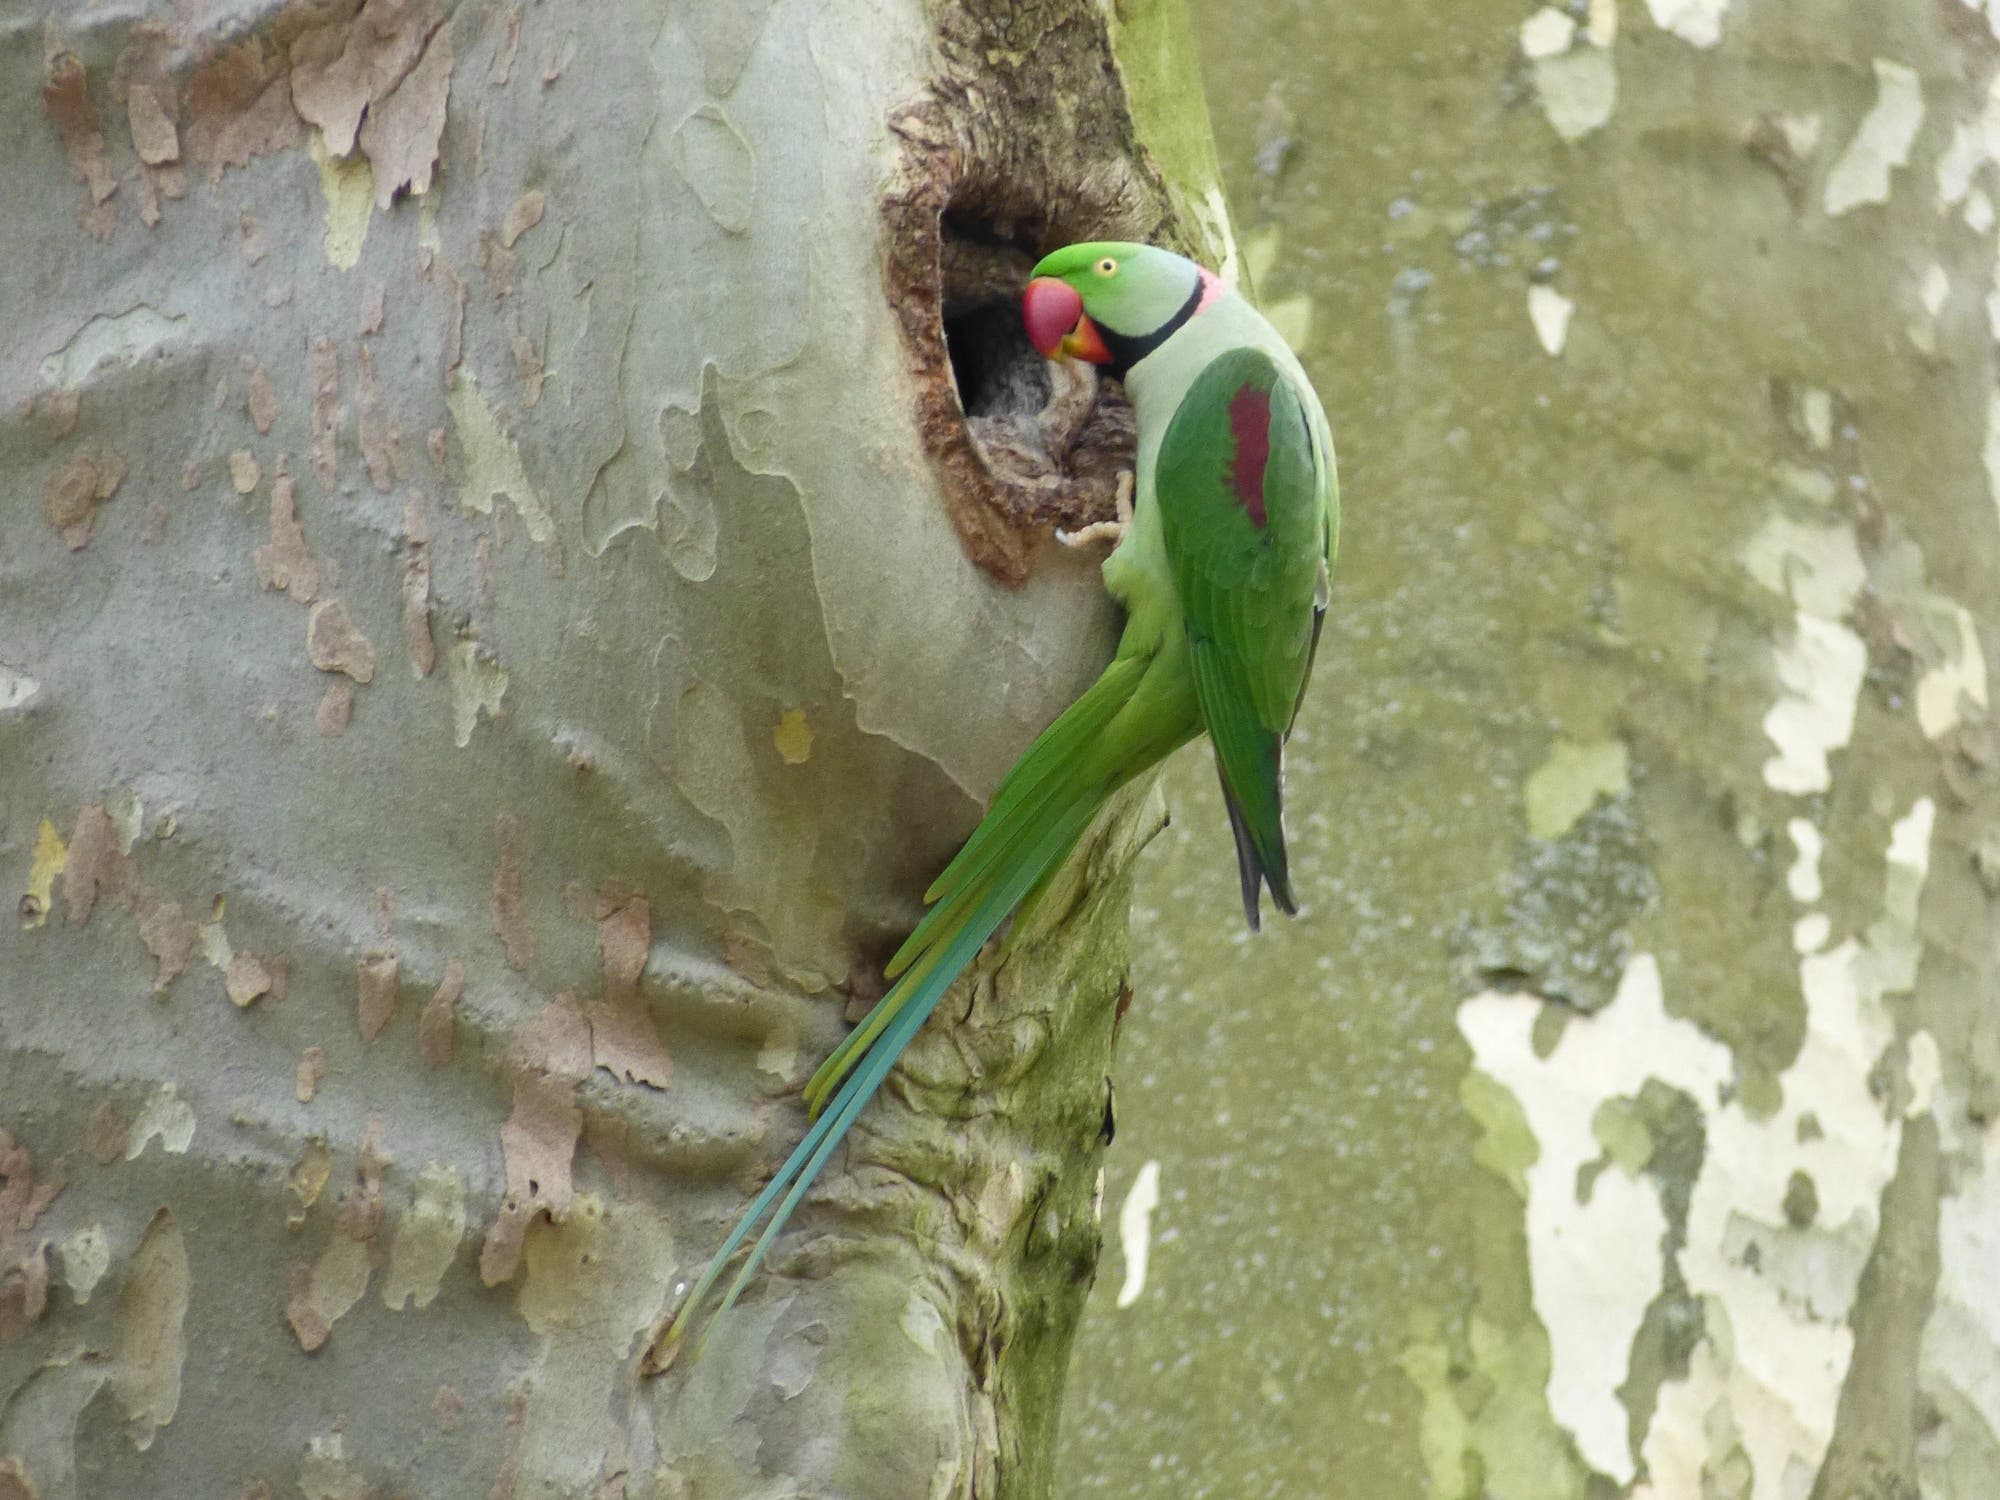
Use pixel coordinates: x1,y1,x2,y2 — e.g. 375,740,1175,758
1062,3,2000,1499
0,2,1225,1496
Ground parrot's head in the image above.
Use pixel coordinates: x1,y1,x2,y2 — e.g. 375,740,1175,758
1020,242,1207,374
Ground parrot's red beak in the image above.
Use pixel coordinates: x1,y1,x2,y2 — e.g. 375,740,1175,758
1021,277,1112,364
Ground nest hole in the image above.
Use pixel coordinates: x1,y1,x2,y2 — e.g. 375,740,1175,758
881,119,1145,583
940,213,1049,419
934,204,1136,533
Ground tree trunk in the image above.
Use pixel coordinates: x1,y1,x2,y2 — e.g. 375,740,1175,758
0,2,1225,1496
1061,4,2000,1499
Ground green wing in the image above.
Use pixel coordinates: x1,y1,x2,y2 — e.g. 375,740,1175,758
1155,346,1332,926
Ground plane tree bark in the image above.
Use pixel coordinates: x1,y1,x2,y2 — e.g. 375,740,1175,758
0,2,1228,1495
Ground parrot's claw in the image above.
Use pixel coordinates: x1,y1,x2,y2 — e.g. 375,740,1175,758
1056,520,1124,549
1056,471,1135,550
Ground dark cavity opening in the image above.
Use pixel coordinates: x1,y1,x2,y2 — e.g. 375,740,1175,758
944,297,1048,418
939,212,1049,420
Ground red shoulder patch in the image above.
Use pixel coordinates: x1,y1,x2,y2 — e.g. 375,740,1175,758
1227,384,1272,528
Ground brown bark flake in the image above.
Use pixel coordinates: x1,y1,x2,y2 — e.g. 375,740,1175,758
309,337,341,489
315,683,353,736
357,954,399,1042
587,892,669,1088
135,893,197,993
226,952,274,1008
295,1046,327,1104
185,38,299,180
43,452,126,550
229,450,261,494
359,25,452,210
307,600,379,683
418,957,463,1065
127,84,179,165
63,805,128,925
490,814,538,972
355,345,392,491
41,52,118,213
487,7,521,86
255,471,321,601
480,999,588,1285
0,1131,64,1236
85,1103,129,1165
290,0,444,157
402,492,436,676
501,188,545,247
247,362,279,432
0,1243,51,1343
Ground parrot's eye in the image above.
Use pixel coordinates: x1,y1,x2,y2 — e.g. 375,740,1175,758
1095,257,1117,276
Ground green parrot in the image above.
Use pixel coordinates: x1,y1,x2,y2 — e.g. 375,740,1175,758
661,241,1338,1352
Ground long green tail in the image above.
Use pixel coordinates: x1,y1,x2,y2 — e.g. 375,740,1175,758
660,650,1184,1354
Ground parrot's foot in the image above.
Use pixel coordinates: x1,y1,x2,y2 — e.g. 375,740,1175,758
1056,470,1135,550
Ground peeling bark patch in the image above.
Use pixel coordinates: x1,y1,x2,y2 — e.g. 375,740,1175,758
310,338,342,486
0,1240,52,1341
136,893,197,993
515,1195,675,1475
127,84,178,166
480,999,588,1285
446,374,554,542
1458,796,1936,1492
42,51,118,222
125,1086,195,1160
402,494,436,675
1763,612,1867,794
39,306,186,389
286,1236,368,1352
63,805,127,925
186,37,299,179
0,1132,64,1236
501,189,545,247
59,1224,110,1305
355,347,392,491
381,1162,465,1309
1825,60,1924,217
298,1431,367,1500
229,450,262,494
288,1141,333,1225
316,683,353,736
418,958,462,1065
1113,1159,1161,1308
85,1103,128,1164
225,952,274,1007
309,131,375,269
0,666,40,714
357,953,398,1041
506,312,544,407
111,1208,188,1449
43,451,126,550
670,106,756,233
308,600,379,683
587,892,669,1088
358,26,452,209
21,820,66,930
447,639,508,745
490,814,537,971
255,471,321,600
296,1047,327,1105
290,0,445,154
773,709,814,765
